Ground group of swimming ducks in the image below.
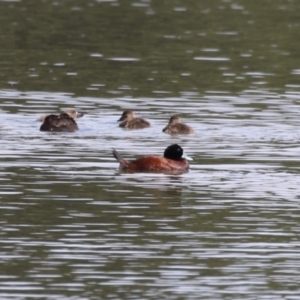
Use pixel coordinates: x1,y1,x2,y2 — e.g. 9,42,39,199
38,109,194,173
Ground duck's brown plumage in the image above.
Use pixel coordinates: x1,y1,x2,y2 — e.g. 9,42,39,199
112,144,191,173
163,115,194,134
118,110,150,129
40,113,79,132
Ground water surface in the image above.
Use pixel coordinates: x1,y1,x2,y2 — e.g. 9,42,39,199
1,0,300,299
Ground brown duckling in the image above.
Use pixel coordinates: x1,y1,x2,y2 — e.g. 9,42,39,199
118,110,150,129
163,115,194,134
37,109,84,122
40,113,79,132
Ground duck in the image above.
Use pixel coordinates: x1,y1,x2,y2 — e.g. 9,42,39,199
37,109,84,122
112,144,192,173
118,110,151,129
40,113,79,132
162,115,194,134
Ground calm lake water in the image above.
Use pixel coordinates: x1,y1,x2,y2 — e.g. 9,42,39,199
1,0,300,299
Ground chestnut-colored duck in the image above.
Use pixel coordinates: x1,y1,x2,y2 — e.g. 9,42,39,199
112,144,192,173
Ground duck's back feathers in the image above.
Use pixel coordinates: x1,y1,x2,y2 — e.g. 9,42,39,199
119,118,150,129
163,115,194,134
40,113,79,132
129,156,189,172
163,123,194,134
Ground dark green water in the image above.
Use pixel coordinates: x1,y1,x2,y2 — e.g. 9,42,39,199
1,0,300,299
1,0,300,97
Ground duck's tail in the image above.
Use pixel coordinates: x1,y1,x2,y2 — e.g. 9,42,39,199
112,148,128,167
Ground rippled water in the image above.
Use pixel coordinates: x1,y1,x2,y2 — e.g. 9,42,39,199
1,0,300,299
1,88,300,299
